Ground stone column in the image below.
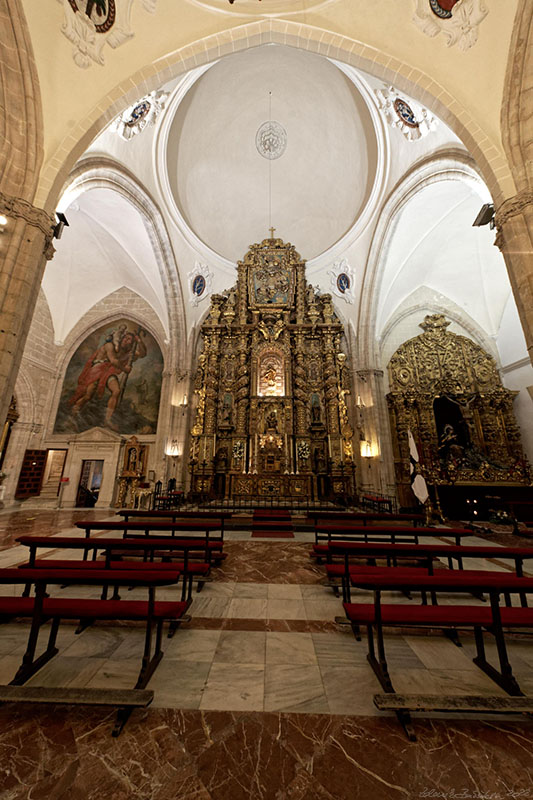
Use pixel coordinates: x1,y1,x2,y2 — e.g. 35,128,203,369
0,192,55,429
494,192,533,365
356,368,396,497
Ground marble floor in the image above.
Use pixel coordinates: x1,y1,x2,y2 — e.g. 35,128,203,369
0,508,533,798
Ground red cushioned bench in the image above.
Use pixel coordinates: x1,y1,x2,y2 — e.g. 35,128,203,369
311,526,474,562
0,566,190,734
17,535,212,600
75,520,227,565
342,571,533,738
308,511,425,531
116,509,232,535
326,541,533,602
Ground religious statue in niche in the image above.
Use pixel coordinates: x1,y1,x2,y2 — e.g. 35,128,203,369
220,393,234,427
310,393,322,425
214,447,228,472
438,424,464,462
258,353,284,396
265,408,279,432
54,319,163,435
313,446,327,474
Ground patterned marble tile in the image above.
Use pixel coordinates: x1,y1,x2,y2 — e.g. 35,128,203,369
200,663,265,711
405,635,481,672
266,599,307,620
163,629,222,662
264,663,329,713
312,630,368,666
213,631,266,664
265,632,317,665
1,707,533,800
226,598,268,619
148,660,212,709
232,582,268,599
26,656,107,689
319,663,383,715
267,584,303,600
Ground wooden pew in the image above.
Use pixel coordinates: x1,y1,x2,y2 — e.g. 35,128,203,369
17,535,212,600
327,540,533,602
0,566,190,734
311,526,475,562
308,511,425,532
116,509,232,535
75,520,226,566
342,571,533,739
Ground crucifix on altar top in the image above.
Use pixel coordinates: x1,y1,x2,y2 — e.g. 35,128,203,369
269,226,276,239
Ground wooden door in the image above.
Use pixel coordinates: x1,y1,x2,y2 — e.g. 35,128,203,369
15,450,48,499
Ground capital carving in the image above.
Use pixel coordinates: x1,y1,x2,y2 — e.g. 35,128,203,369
494,190,533,229
0,190,56,259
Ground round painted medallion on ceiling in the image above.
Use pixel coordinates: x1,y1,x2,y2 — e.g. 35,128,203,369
429,0,458,19
393,98,419,129
67,0,116,32
256,121,287,161
192,274,206,297
126,100,151,127
336,273,350,293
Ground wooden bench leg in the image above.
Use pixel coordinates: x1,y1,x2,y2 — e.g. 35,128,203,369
366,624,395,694
11,586,58,686
135,591,164,690
473,622,523,697
443,628,462,647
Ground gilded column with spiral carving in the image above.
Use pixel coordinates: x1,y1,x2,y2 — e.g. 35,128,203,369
293,334,308,434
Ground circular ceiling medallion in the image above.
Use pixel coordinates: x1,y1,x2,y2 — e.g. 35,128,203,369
393,98,419,129
192,274,206,297
68,0,116,33
256,121,287,160
429,0,458,19
336,273,350,293
125,100,151,128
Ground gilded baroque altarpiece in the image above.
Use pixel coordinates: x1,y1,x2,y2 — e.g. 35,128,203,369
387,315,531,506
189,237,354,499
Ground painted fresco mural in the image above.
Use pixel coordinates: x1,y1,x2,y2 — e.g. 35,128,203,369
54,320,163,435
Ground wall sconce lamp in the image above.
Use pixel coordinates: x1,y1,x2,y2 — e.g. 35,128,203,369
166,439,180,458
53,212,69,240
0,214,8,229
180,395,188,413
361,440,373,459
472,203,495,229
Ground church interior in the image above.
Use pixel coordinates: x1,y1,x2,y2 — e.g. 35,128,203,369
1,1,533,796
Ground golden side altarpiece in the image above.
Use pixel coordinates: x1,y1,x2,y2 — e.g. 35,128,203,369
387,314,531,508
189,237,354,500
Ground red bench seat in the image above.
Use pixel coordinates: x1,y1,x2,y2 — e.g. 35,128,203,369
0,596,189,621
343,601,533,627
25,559,210,576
